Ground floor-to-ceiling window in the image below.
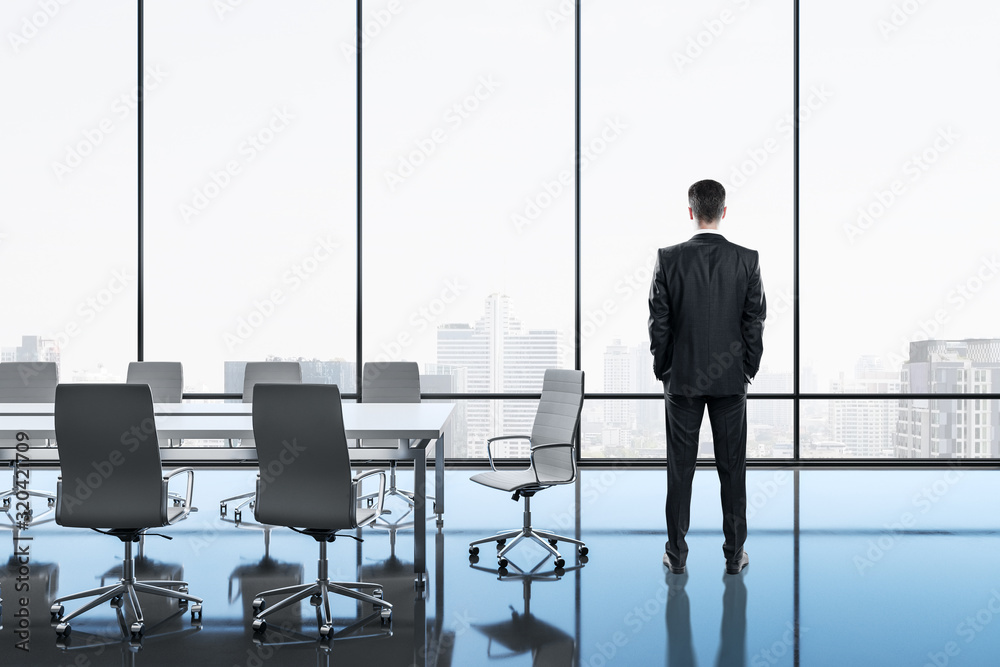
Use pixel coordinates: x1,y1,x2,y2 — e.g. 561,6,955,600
3,0,998,463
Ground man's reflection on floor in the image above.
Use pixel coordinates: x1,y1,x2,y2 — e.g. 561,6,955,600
665,571,747,667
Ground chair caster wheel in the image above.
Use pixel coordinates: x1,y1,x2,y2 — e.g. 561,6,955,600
469,545,480,556
55,622,71,638
579,546,589,556
380,607,392,625
110,595,123,609
309,594,323,607
51,603,65,621
130,622,144,641
234,509,242,523
554,558,566,569
469,554,480,565
219,503,227,517
252,597,267,612
496,540,506,549
498,567,509,576
319,624,332,639
498,557,508,568
252,619,267,634
47,497,56,507
549,539,558,546
191,604,203,621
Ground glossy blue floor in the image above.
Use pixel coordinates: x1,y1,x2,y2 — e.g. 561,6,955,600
1,467,998,666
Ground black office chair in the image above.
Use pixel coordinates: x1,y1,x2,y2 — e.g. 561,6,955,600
48,384,202,641
468,369,587,570
0,361,59,523
220,361,303,521
248,383,392,639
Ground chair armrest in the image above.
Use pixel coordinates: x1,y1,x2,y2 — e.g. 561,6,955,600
529,443,576,484
162,467,196,523
485,435,533,471
352,469,386,527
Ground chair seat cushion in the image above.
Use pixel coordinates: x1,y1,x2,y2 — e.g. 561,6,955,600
356,504,379,527
470,469,543,493
165,505,187,525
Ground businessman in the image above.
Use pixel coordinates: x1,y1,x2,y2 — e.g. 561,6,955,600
648,179,766,576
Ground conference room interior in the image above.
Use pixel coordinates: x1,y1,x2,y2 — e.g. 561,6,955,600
3,1,1000,665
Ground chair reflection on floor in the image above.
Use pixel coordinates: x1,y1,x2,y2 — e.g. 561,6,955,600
0,526,58,622
471,560,577,666
229,542,304,630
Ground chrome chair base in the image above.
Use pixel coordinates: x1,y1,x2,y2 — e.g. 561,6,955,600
50,538,202,641
468,495,588,570
250,539,392,639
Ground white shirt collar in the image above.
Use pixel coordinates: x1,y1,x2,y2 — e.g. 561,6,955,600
694,228,722,235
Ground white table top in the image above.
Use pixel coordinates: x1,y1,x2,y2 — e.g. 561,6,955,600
0,402,455,441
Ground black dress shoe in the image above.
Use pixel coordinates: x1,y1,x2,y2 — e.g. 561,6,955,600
663,548,686,574
726,551,749,575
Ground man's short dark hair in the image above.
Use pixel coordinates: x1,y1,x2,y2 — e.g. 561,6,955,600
688,179,726,223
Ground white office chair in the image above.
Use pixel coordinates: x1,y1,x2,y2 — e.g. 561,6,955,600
468,369,587,571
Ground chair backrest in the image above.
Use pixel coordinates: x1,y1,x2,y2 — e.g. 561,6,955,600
54,384,165,529
361,362,420,448
529,369,585,483
242,362,302,403
361,362,421,404
126,361,183,403
0,361,58,402
252,383,355,530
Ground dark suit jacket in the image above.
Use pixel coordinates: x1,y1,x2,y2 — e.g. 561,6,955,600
648,232,766,397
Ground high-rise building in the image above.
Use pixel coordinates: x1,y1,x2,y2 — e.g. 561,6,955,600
827,356,901,457
896,340,1000,458
1,335,60,366
436,294,562,457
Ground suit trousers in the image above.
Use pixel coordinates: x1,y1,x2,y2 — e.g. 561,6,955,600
664,388,748,565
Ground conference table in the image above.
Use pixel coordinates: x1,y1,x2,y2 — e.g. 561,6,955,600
0,401,455,585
